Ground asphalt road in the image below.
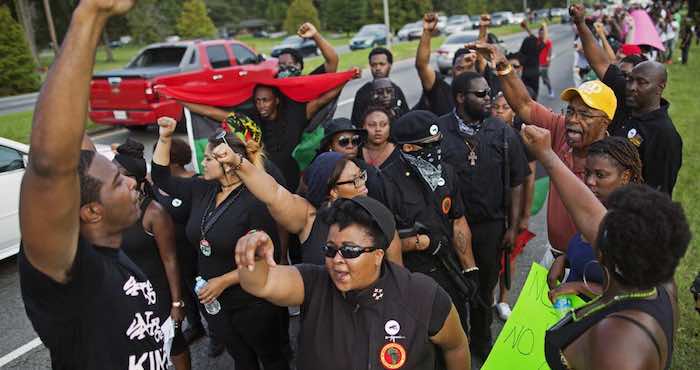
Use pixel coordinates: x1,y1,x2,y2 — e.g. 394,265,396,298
0,25,575,369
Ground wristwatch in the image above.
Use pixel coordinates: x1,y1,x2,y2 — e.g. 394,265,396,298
172,300,185,308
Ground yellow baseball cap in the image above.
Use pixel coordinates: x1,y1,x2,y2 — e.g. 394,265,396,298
560,80,617,120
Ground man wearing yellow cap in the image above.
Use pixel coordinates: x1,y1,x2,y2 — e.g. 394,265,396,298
468,42,616,262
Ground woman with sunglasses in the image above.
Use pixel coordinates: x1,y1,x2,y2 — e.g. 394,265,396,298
152,117,289,370
319,117,367,157
360,106,398,169
214,138,402,265
235,197,470,370
521,124,690,370
547,136,643,301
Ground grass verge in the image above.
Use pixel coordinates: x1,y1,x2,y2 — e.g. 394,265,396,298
0,111,100,144
666,43,700,369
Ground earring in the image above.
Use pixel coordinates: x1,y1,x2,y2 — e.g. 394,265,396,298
583,260,605,295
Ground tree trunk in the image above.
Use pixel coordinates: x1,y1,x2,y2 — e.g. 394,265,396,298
102,31,114,62
42,0,58,54
13,0,39,65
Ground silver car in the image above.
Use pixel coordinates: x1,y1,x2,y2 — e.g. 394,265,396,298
397,21,423,41
435,31,479,75
444,15,473,35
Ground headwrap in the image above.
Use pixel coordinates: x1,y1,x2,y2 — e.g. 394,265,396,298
222,111,262,144
114,153,147,182
304,152,345,208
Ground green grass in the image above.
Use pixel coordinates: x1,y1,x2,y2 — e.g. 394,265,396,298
666,43,700,369
0,111,100,144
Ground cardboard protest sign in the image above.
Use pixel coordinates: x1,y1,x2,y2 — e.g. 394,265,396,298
483,263,586,370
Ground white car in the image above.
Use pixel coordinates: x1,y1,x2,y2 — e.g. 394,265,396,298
435,31,480,75
397,21,423,41
444,15,473,35
0,137,114,260
513,12,526,25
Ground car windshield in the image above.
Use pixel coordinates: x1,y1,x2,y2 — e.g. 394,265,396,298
445,34,478,44
129,46,187,68
448,16,466,24
401,23,418,30
281,36,302,45
357,26,385,37
470,16,480,22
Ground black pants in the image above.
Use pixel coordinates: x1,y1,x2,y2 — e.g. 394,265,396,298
204,300,290,370
522,72,540,98
426,267,471,336
468,220,505,360
682,46,690,65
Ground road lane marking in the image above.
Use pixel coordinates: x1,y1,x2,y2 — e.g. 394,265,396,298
0,337,43,367
338,98,353,106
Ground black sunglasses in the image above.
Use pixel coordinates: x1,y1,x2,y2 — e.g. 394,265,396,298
323,243,380,259
468,89,491,98
337,134,362,148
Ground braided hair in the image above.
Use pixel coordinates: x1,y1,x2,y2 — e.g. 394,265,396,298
587,137,643,184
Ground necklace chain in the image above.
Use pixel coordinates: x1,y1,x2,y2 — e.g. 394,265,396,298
571,287,658,322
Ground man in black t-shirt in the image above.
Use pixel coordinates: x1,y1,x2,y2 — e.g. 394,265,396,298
414,13,479,117
351,48,410,125
18,2,170,369
571,4,683,195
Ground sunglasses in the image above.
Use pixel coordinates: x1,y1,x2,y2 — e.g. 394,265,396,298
335,170,367,188
468,89,491,98
323,243,380,259
337,134,362,148
215,130,230,147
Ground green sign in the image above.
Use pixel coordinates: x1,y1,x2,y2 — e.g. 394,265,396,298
483,263,586,370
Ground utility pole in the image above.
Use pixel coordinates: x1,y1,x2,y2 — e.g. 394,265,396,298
383,0,391,49
42,0,58,54
523,0,527,13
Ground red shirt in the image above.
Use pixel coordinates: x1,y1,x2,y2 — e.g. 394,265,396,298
528,102,586,252
539,39,553,66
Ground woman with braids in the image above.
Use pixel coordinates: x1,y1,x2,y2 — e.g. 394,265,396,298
112,139,191,370
521,124,690,370
152,117,289,369
547,136,644,301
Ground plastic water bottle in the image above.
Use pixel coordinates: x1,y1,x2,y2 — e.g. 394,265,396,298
553,296,573,318
194,276,221,315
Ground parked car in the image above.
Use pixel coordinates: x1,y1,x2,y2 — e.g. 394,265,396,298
492,11,515,25
435,31,480,75
444,15,473,35
437,15,448,33
550,8,567,17
469,15,481,29
89,39,278,129
0,138,114,261
271,35,318,58
397,21,423,41
513,12,526,24
349,24,388,50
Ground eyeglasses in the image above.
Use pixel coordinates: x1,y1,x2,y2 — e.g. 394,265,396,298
335,170,367,188
563,107,608,120
323,243,380,259
467,89,491,98
337,134,362,148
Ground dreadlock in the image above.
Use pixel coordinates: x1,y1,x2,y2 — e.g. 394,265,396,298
587,137,643,184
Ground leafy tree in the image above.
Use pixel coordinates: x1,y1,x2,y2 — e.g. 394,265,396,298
0,5,39,96
265,0,288,30
177,0,218,39
127,0,169,44
324,0,368,33
205,0,244,28
283,0,320,35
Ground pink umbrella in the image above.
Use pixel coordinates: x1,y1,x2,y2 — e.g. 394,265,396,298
630,9,666,51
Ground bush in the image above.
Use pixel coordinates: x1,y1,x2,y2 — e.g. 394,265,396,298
177,0,218,39
126,0,170,44
283,0,321,35
0,5,40,96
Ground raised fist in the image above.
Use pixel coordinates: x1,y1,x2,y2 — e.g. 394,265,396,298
423,13,439,33
297,22,318,39
157,116,177,138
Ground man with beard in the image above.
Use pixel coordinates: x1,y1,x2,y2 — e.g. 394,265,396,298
437,71,531,363
380,110,478,339
415,13,478,116
570,4,683,196
351,48,410,124
367,78,409,120
468,42,617,263
276,22,339,77
18,1,171,368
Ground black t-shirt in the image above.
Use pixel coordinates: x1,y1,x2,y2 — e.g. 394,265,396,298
351,81,410,125
421,72,454,117
295,262,452,370
248,97,309,190
151,163,280,309
438,114,531,223
603,64,683,195
380,148,466,272
19,239,167,369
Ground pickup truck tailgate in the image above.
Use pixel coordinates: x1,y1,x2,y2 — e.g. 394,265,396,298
90,76,153,110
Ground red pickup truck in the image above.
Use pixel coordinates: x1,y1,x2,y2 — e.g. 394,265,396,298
89,39,278,128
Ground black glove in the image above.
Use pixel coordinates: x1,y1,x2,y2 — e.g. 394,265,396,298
462,269,480,296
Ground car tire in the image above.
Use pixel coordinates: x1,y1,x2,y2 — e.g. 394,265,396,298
126,125,149,132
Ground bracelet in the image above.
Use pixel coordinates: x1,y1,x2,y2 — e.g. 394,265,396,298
232,152,244,172
462,267,479,274
172,300,185,308
496,64,513,76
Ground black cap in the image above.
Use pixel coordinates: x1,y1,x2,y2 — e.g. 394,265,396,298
391,110,442,144
320,118,367,150
348,196,396,249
